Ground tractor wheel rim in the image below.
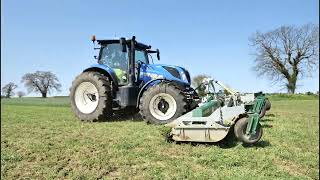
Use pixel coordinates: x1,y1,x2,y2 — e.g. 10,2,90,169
75,82,99,114
149,93,177,121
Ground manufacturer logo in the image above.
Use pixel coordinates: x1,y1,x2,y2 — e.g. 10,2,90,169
144,73,164,79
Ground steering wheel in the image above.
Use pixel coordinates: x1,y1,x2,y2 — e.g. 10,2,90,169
136,60,145,65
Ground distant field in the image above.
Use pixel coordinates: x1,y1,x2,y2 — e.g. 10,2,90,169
1,94,317,107
267,94,319,101
1,95,319,179
1,97,70,107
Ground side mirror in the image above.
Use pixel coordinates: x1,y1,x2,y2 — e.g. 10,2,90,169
91,35,96,43
156,49,160,60
120,37,127,52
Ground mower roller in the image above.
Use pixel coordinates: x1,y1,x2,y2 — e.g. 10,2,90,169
166,78,271,144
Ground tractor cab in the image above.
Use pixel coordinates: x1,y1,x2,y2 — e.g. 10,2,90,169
95,37,159,86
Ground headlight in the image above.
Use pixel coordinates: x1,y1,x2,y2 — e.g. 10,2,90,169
180,71,188,83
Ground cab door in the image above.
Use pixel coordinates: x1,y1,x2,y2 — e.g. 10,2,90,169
135,49,151,84
99,43,129,85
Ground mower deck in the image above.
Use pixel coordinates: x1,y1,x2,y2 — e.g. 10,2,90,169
166,105,246,142
165,79,271,144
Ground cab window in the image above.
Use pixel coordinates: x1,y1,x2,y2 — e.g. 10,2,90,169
135,50,148,64
99,43,129,70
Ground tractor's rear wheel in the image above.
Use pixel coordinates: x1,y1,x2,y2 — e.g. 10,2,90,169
70,72,112,121
139,83,187,124
234,117,263,144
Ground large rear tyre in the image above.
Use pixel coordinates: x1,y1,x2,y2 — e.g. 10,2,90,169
70,72,112,121
234,117,263,144
139,83,187,124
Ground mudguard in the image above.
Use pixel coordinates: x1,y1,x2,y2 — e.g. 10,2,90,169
83,64,119,86
136,78,168,107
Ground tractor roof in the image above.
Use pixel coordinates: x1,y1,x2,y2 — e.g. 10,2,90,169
97,39,151,49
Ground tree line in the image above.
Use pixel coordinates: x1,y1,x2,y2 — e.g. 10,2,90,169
2,71,61,98
2,24,318,98
192,24,318,95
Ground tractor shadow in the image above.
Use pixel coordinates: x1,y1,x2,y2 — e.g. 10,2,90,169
98,114,143,122
241,140,271,148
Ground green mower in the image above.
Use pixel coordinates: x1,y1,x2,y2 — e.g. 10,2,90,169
166,78,271,145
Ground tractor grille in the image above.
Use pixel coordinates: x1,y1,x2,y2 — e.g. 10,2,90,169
163,66,181,79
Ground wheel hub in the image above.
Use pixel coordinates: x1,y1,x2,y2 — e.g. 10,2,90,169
74,82,99,114
158,98,169,114
149,93,177,121
86,93,97,102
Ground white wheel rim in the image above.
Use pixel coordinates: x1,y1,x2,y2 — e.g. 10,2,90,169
74,82,99,114
149,93,177,121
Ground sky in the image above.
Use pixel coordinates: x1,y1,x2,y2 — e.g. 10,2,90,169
1,0,319,97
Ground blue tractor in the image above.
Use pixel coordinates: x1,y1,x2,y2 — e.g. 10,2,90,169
70,36,199,124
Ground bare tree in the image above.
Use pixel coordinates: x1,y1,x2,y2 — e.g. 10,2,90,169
192,74,210,97
17,91,26,98
21,71,61,98
250,24,319,94
2,82,18,98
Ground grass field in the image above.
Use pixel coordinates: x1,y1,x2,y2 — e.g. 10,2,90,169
1,95,319,179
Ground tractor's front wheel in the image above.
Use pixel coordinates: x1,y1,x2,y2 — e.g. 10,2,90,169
139,83,187,124
70,72,113,121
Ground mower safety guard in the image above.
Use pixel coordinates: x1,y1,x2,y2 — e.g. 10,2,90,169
246,114,260,135
245,95,268,135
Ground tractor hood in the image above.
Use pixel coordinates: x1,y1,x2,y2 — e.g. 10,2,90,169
140,63,191,86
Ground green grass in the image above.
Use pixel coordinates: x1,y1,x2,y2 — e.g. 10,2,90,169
1,96,319,179
1,97,70,107
268,94,319,101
